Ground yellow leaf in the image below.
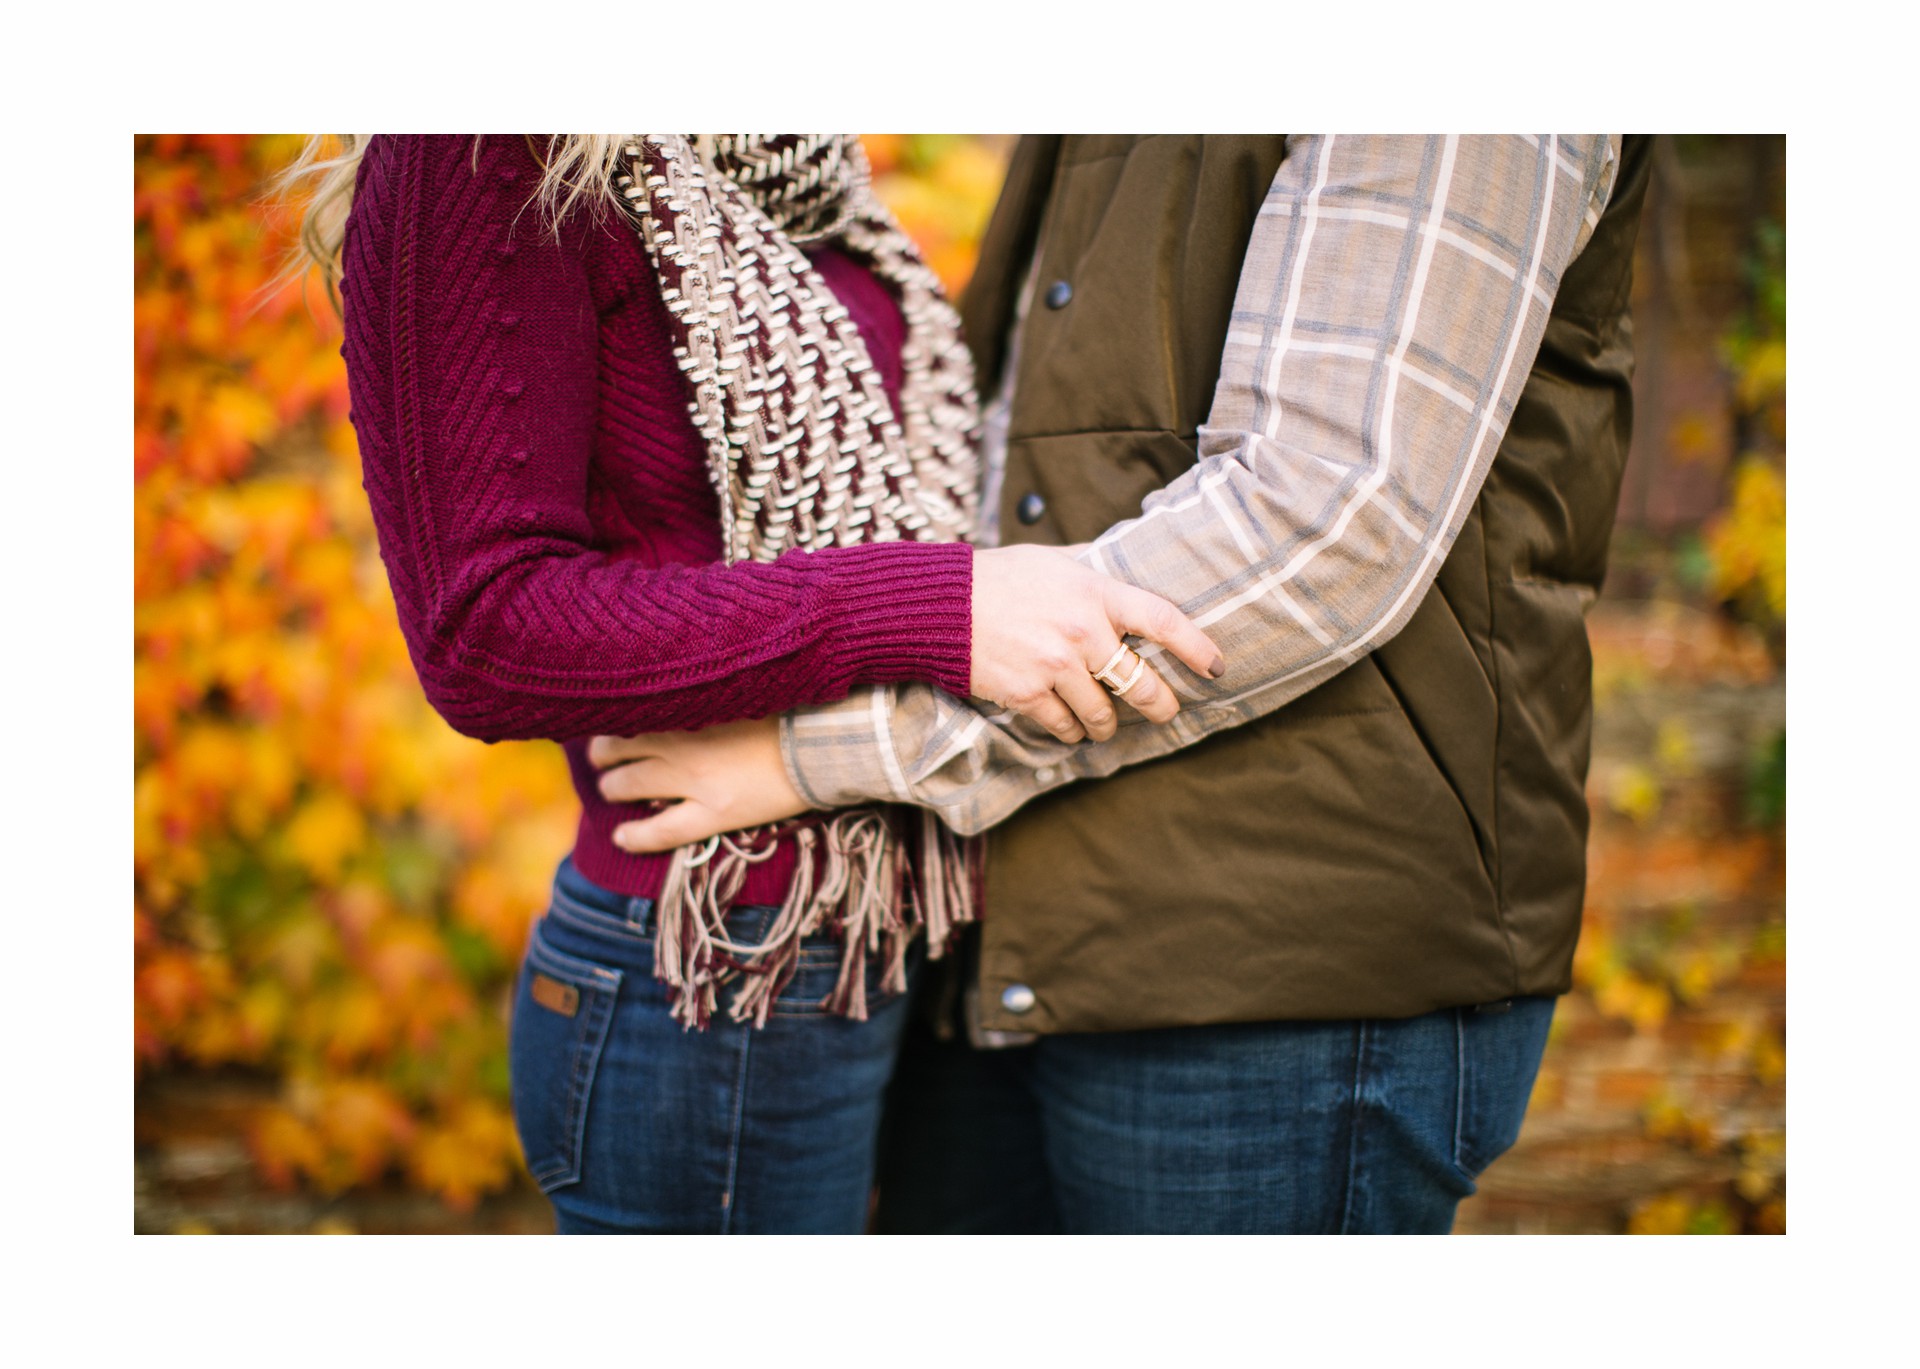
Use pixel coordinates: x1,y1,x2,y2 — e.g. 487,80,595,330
321,983,393,1066
251,1107,325,1189
283,791,367,882
1654,719,1696,777
1627,1194,1693,1235
1628,981,1671,1033
313,1079,416,1187
1606,764,1662,824
407,1099,518,1211
1736,341,1787,410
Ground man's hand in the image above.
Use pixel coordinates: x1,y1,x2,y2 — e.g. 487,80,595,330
588,718,808,853
971,544,1226,744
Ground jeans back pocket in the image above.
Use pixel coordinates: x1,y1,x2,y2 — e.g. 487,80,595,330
509,922,622,1193
1452,997,1556,1181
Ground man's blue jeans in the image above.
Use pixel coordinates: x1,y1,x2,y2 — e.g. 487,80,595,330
507,857,917,1233
873,981,1555,1234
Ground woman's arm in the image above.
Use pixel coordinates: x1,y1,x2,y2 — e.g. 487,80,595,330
343,135,979,743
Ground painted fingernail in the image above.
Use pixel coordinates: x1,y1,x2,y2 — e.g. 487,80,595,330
1209,656,1227,679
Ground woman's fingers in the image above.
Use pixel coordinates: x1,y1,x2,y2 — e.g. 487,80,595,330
1108,654,1179,723
1101,581,1226,682
966,543,1227,741
1080,632,1180,725
1052,666,1120,742
1032,694,1089,745
612,801,720,854
597,756,679,803
587,733,660,769
595,718,808,847
1003,688,1086,744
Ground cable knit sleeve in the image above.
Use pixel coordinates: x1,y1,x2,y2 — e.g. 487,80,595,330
340,136,973,743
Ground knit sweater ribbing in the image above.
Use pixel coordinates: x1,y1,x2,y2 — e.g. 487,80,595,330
340,135,973,903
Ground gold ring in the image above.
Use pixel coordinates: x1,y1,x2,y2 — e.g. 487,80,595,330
1093,645,1148,697
1093,645,1132,681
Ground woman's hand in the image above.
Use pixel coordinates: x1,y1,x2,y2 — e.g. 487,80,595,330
970,544,1225,744
588,718,808,853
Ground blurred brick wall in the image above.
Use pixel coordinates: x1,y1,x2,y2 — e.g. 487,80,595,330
1455,606,1784,1234
1613,136,1786,549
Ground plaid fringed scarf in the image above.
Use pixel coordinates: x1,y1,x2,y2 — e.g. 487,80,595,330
611,134,982,1029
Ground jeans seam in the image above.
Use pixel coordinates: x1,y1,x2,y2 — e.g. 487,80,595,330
562,992,594,1184
720,1023,754,1234
1452,1010,1469,1175
1339,1021,1367,1235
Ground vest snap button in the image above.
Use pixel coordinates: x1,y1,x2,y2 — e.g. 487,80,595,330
1045,280,1073,309
1000,984,1037,1014
1016,492,1046,525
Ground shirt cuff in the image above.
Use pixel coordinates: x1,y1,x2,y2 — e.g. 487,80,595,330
779,687,914,811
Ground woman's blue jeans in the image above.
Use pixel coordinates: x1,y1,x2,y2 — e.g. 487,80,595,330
507,857,917,1233
873,967,1555,1234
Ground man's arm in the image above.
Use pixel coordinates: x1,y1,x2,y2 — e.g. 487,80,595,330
783,134,1622,837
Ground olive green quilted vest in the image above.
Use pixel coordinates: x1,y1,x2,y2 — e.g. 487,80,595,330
960,135,1651,1035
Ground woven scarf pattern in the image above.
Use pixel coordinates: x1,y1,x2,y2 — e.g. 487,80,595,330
609,134,982,1029
618,134,978,567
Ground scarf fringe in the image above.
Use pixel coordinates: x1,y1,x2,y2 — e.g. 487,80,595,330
650,809,977,1030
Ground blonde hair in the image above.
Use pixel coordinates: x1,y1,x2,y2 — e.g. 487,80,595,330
278,135,640,304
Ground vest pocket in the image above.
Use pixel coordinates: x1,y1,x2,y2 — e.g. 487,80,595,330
508,922,622,1193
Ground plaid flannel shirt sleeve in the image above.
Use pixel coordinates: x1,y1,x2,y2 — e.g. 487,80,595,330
780,135,1622,837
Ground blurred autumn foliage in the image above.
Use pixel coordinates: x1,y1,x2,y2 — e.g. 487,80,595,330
134,134,1784,1235
1704,217,1787,658
133,134,1012,1226
135,134,577,1211
1454,137,1786,1235
862,134,1010,294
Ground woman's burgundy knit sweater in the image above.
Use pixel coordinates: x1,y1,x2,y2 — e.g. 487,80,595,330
340,135,974,904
